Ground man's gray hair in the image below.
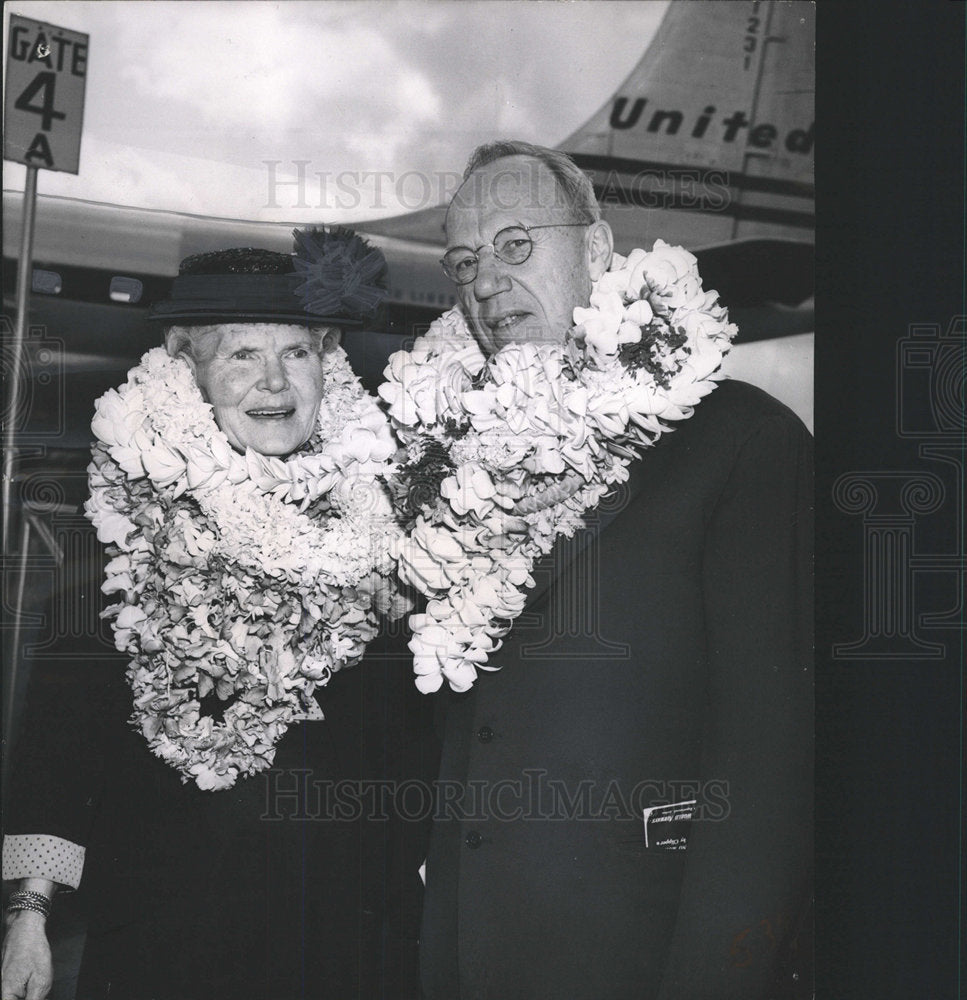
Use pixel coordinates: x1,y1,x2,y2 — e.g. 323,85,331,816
164,324,328,364
462,140,601,223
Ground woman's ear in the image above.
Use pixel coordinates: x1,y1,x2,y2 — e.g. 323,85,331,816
321,327,342,353
164,328,197,377
587,221,614,281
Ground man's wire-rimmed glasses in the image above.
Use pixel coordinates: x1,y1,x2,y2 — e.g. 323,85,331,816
440,223,591,285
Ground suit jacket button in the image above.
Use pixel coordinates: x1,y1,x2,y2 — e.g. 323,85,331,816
465,831,482,849
476,725,495,744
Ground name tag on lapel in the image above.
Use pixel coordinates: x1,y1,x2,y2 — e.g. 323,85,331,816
642,799,695,851
291,698,326,722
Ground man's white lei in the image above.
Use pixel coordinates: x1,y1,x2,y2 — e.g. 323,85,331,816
380,241,737,694
86,344,407,790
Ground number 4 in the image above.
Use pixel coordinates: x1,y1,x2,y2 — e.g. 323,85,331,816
15,72,66,132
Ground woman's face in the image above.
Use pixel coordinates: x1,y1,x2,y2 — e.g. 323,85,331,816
190,323,328,456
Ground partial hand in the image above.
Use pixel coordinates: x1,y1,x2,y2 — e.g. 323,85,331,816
1,909,53,1000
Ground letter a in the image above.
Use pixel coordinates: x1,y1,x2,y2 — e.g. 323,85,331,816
24,132,54,167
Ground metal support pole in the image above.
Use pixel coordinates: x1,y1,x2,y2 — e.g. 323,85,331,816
3,164,39,554
2,167,39,762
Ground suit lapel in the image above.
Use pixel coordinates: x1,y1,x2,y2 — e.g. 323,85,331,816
521,454,652,613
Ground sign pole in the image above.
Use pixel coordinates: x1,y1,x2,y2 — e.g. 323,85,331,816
3,164,39,555
4,14,91,552
3,14,90,764
2,166,38,758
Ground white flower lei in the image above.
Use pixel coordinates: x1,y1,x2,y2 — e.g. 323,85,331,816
87,344,408,790
380,241,737,694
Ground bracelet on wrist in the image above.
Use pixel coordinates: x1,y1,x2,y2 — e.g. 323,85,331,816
6,889,53,920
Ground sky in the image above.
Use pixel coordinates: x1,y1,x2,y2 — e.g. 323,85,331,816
3,1,669,223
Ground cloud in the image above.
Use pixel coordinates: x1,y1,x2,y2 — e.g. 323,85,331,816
110,5,443,141
4,0,669,223
7,134,252,215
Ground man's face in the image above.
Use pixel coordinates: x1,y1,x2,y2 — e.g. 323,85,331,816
191,323,327,456
445,156,594,354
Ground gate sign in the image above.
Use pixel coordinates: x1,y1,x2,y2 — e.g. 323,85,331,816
4,14,89,174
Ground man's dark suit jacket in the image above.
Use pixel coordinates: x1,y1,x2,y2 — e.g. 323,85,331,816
420,379,813,1000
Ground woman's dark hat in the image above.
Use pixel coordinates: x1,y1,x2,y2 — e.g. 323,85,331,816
146,227,388,327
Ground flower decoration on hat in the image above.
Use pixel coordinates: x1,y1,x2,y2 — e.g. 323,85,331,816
293,227,388,322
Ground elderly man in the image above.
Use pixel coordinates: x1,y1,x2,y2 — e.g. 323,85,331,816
418,141,812,1000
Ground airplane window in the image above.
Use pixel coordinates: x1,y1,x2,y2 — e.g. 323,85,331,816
31,269,62,295
110,276,144,304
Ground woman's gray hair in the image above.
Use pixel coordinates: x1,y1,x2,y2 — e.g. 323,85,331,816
163,324,330,364
462,140,601,223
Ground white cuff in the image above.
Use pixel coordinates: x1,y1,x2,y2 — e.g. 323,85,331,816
2,834,85,890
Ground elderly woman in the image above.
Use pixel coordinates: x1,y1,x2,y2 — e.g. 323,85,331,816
2,231,436,999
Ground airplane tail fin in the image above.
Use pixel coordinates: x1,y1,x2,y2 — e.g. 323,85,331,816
559,0,814,251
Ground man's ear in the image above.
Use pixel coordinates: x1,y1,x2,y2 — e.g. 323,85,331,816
321,327,342,353
586,221,614,281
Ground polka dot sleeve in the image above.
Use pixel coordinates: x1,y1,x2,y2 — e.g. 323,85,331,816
2,834,85,890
